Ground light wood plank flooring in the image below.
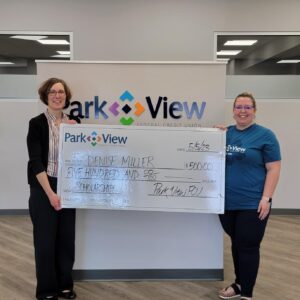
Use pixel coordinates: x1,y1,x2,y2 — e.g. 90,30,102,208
0,215,299,299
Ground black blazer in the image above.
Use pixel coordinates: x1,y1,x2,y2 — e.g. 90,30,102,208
27,113,80,187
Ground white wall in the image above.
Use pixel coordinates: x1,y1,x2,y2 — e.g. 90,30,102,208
75,210,222,270
0,100,37,209
226,75,300,99
1,0,300,61
0,75,37,99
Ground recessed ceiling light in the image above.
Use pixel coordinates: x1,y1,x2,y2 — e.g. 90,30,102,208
0,62,14,65
57,51,71,55
277,59,300,63
217,50,241,56
37,39,69,45
224,40,257,46
216,58,230,62
51,54,70,58
10,35,48,41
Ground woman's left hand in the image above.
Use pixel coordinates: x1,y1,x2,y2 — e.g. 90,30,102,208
257,199,271,220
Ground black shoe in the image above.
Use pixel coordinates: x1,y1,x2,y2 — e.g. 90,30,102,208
38,297,58,300
58,290,77,299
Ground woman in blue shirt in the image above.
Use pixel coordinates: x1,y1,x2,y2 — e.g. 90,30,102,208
218,92,281,300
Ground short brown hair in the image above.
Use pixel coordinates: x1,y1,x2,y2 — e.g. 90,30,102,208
38,77,72,109
233,92,256,110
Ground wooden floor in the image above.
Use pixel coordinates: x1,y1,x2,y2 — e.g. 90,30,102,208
0,215,299,299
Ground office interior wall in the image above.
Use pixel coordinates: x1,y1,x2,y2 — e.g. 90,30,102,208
0,100,37,209
0,75,37,99
0,0,300,209
1,0,300,61
226,76,300,99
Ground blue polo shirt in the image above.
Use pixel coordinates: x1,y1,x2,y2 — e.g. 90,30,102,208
225,124,281,210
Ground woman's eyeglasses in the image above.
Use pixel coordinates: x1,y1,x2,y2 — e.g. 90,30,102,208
234,105,254,110
48,90,65,96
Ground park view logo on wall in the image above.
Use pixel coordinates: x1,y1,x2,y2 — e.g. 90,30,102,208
111,91,145,125
69,90,206,125
69,90,145,125
64,131,128,146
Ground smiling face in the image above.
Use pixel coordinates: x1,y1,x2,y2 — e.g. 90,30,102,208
47,82,66,114
233,96,256,129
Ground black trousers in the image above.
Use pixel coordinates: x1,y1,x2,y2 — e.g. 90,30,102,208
219,210,269,298
29,177,76,299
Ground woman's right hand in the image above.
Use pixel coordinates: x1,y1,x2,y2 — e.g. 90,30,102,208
48,192,61,211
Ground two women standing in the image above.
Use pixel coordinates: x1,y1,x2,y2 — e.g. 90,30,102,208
27,84,281,300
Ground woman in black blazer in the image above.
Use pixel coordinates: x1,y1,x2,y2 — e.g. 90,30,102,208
27,78,80,300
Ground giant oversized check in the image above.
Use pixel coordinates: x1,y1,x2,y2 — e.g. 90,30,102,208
58,124,225,213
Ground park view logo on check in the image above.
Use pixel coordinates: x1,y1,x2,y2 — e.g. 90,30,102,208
64,131,128,146
69,90,206,125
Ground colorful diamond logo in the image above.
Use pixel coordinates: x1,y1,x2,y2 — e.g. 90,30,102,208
116,90,145,125
87,131,102,146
